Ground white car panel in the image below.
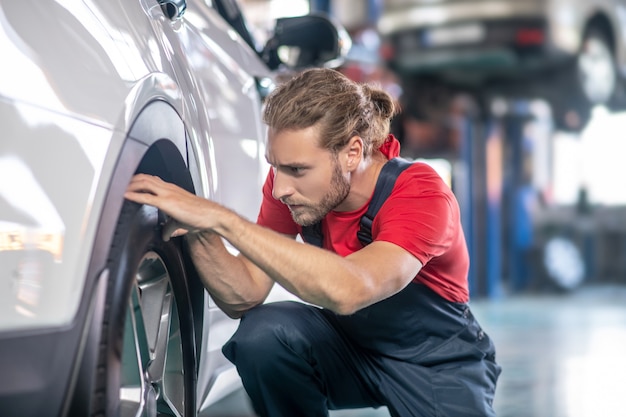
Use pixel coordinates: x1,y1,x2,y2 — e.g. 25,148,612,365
0,99,115,331
0,1,349,415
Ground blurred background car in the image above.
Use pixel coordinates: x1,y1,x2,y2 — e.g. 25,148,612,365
0,0,349,416
378,0,626,132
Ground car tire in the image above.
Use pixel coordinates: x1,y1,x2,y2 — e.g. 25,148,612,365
577,27,618,107
91,200,197,417
549,26,617,132
540,235,587,292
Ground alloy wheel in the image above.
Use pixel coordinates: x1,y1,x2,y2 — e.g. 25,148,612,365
578,32,616,105
119,251,186,417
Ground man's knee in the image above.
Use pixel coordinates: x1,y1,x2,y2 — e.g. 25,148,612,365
222,301,315,366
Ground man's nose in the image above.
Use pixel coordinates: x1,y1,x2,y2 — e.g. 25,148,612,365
272,171,294,201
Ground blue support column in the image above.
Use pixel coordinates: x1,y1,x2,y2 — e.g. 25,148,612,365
367,0,383,23
459,116,476,296
503,100,534,293
309,0,331,14
484,119,504,299
456,97,542,298
457,100,504,299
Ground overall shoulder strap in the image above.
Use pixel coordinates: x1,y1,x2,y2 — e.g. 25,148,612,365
356,157,413,246
301,221,323,247
301,157,413,248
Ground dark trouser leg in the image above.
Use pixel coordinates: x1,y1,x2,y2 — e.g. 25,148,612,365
329,283,501,417
222,301,384,417
377,330,500,417
223,284,501,417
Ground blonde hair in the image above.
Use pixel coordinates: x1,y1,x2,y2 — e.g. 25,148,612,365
263,68,396,157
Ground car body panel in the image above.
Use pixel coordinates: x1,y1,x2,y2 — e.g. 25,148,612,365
0,0,352,414
380,0,626,77
379,0,548,36
0,0,340,415
1,0,350,413
1,0,266,333
0,98,113,330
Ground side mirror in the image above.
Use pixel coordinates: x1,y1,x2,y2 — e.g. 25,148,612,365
158,0,186,20
262,13,352,70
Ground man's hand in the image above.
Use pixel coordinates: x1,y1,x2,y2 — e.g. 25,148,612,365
125,174,274,316
124,174,219,241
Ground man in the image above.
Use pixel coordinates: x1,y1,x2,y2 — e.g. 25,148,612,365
125,68,501,417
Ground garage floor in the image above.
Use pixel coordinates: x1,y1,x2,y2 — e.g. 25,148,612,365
203,284,626,417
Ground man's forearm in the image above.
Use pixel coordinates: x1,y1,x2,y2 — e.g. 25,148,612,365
123,173,408,314
186,231,272,318
212,209,382,315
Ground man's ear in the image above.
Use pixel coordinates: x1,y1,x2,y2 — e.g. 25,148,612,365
345,136,363,170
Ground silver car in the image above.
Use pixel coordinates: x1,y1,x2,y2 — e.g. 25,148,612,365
379,0,626,131
0,1,348,416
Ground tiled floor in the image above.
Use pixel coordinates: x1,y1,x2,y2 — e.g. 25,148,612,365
203,284,626,417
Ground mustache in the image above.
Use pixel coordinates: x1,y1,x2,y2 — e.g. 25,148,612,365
280,198,306,206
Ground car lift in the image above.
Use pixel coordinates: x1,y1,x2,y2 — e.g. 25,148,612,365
448,96,547,299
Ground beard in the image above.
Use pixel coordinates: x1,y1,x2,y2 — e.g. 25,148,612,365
288,161,350,227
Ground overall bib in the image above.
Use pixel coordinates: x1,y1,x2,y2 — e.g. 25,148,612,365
223,282,501,417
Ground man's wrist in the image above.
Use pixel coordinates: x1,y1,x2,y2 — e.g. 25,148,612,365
186,230,219,245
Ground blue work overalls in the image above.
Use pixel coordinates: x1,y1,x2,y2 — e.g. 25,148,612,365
222,282,501,417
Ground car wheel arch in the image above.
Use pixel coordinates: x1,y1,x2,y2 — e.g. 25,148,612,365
87,99,195,289
66,99,205,416
583,13,615,52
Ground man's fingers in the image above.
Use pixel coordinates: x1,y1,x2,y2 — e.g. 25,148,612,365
124,190,158,207
123,173,208,239
126,174,162,195
124,174,171,205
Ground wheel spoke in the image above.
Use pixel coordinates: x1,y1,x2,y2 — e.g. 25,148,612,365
120,287,150,417
161,304,185,416
145,291,172,383
137,255,170,358
119,251,186,417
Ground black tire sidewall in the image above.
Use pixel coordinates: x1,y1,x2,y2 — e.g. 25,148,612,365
96,201,196,416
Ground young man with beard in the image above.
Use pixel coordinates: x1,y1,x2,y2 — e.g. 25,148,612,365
125,68,500,417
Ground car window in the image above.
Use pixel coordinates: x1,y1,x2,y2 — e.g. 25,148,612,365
212,0,259,52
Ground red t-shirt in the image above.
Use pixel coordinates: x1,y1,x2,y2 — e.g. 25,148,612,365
257,135,470,303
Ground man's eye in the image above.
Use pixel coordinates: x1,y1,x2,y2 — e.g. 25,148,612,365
290,167,304,175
